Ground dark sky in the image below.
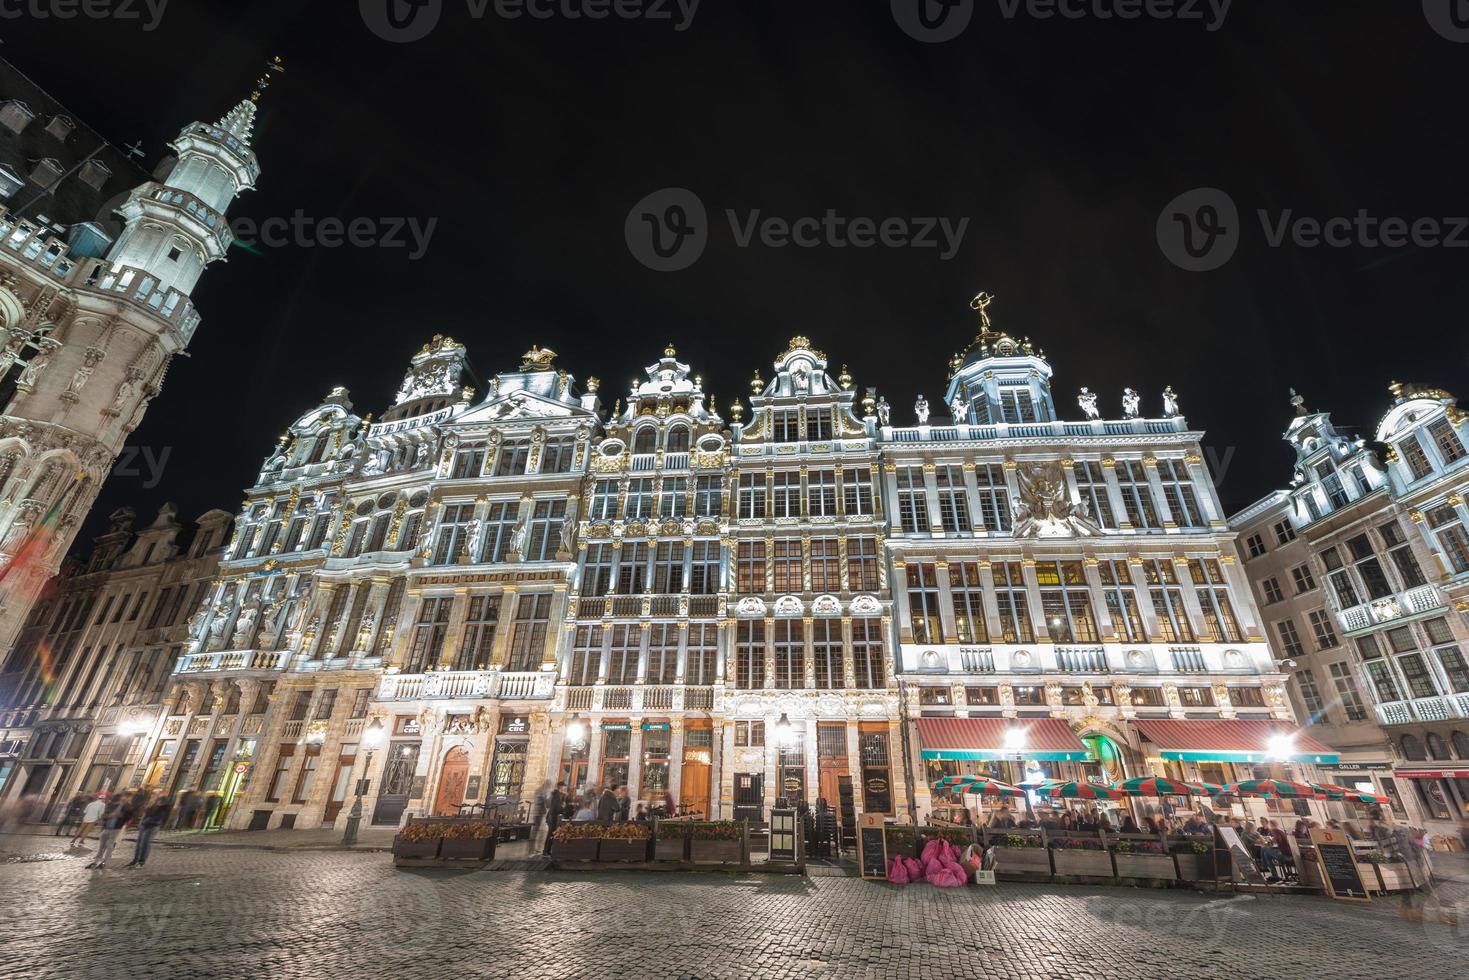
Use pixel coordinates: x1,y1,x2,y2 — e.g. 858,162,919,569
6,2,1467,546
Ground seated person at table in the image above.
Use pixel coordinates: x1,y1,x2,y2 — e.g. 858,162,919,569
1119,814,1142,834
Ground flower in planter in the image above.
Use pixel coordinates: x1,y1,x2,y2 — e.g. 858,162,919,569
687,821,743,841
1050,837,1104,850
1000,834,1042,849
1171,841,1211,855
552,823,605,842
1114,840,1167,854
602,823,651,841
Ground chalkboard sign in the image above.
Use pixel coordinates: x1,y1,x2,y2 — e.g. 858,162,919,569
1310,828,1370,902
858,813,888,880
1215,826,1267,885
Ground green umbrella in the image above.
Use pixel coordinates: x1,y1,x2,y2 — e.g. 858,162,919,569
1038,780,1128,800
931,774,1027,797
1309,782,1386,805
1223,778,1321,798
1118,776,1221,797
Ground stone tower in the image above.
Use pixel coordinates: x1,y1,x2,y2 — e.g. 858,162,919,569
0,59,272,653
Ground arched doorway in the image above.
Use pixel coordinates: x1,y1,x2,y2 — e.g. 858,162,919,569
433,746,470,817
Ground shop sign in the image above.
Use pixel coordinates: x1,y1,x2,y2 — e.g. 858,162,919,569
865,777,888,796
1396,769,1469,779
231,762,249,775
394,715,421,736
601,723,631,731
1327,762,1392,772
465,775,482,800
499,715,529,734
641,722,671,731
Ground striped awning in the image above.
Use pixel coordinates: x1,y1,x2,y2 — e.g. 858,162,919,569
1132,719,1339,764
916,717,1089,761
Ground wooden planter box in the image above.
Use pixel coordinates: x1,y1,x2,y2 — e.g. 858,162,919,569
1373,862,1417,892
1173,852,1214,881
439,837,496,862
654,838,687,862
1114,852,1177,881
1051,848,1114,877
689,839,743,864
392,836,442,860
599,838,651,863
992,846,1050,875
551,839,600,862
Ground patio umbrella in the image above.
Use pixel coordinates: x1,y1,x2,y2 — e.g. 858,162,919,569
1037,780,1128,800
1308,782,1387,805
931,775,1027,797
1117,776,1221,797
1222,778,1321,799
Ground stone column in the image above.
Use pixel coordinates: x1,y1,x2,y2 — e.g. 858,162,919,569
489,586,519,668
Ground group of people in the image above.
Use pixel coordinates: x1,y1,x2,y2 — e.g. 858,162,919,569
50,789,176,870
534,780,679,854
956,805,1214,837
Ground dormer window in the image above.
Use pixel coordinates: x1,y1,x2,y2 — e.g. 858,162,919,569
633,427,657,454
0,100,34,134
999,386,1036,423
666,425,689,453
43,115,74,141
1429,417,1466,465
28,157,64,189
1399,435,1434,480
167,246,182,261
77,157,111,191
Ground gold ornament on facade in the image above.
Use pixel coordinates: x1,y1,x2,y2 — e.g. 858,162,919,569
749,370,763,394
1410,509,1425,523
1185,452,1202,464
781,336,825,361
520,345,557,370
1101,456,1115,467
1448,493,1463,507
838,365,852,390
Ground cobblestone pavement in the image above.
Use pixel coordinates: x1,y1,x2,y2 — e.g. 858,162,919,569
1,832,1464,980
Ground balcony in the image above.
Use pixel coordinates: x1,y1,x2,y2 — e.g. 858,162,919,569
1056,647,1108,673
958,649,994,673
376,669,554,702
561,685,717,713
174,650,291,674
885,415,1188,444
1169,648,1207,673
1376,692,1469,726
1337,584,1443,633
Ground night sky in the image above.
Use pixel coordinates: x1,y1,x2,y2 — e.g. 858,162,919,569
6,2,1467,545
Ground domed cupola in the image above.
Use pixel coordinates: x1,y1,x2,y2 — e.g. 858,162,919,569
943,292,1055,425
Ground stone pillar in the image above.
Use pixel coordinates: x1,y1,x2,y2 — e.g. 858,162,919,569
489,586,519,668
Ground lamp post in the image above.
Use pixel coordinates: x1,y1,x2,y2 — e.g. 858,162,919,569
342,718,385,846
1003,727,1036,821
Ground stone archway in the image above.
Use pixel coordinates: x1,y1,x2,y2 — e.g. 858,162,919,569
433,746,470,816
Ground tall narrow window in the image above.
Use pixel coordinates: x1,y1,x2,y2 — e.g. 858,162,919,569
1099,560,1146,642
808,470,837,517
588,480,619,521
524,499,566,562
694,475,722,517
992,562,1033,643
481,501,518,564
507,594,552,671
1427,505,1469,575
624,479,654,520
1429,418,1466,464
646,623,678,685
1188,558,1242,643
1379,521,1427,588
973,464,1011,532
457,595,502,670
852,618,884,688
616,541,649,594
772,538,802,593
405,597,453,672
1157,459,1204,527
658,477,688,519
771,472,800,518
689,540,719,594
949,562,987,643
1329,662,1368,721
1143,560,1194,642
651,541,684,593
566,626,601,685
896,466,929,533
606,625,639,684
935,466,971,532
451,446,486,479
1035,560,1099,643
1075,461,1115,529
812,620,842,689
806,407,834,441
1307,609,1339,650
1115,461,1159,529
907,563,942,643
432,504,475,565
810,538,840,593
773,619,805,689
737,540,766,594
1399,436,1433,480
842,467,873,516
686,624,717,686
846,537,879,592
737,473,766,519
1347,533,1394,599
735,621,764,689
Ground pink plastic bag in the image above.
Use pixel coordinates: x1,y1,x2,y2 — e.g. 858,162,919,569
887,856,910,884
920,839,944,864
903,856,922,880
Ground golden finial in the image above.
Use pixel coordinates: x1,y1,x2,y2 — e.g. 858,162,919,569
520,345,557,371
838,364,853,391
585,376,600,393
730,400,744,421
1388,379,1404,400
970,291,995,329
750,370,763,394
612,398,621,417
251,56,285,103
664,342,677,357
708,394,716,413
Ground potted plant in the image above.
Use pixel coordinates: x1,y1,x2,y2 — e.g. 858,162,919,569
655,821,689,862
439,822,497,862
986,832,1051,875
392,821,444,861
1112,838,1176,881
1172,839,1214,881
1050,836,1114,878
688,821,744,864
599,822,652,862
550,822,602,862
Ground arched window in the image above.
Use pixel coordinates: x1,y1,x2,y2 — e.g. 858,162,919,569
666,425,690,454
306,437,327,464
1400,734,1427,761
633,427,657,454
1426,732,1449,760
1452,731,1469,760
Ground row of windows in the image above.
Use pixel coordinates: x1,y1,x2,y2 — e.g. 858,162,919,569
1397,417,1466,482
582,541,722,596
731,618,885,690
918,683,1268,708
450,438,578,479
905,558,1243,645
737,469,874,520
589,476,724,521
735,537,881,595
1356,618,1469,702
1294,664,1369,723
405,592,553,673
566,623,719,686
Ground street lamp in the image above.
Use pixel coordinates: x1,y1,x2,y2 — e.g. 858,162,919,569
774,712,796,746
341,718,385,846
566,712,587,746
1265,733,1296,763
1002,727,1036,821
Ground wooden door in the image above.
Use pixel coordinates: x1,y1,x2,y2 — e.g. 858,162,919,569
680,749,710,817
433,747,469,817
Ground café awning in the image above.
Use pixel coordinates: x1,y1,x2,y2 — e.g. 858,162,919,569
1132,719,1339,764
916,717,1089,762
